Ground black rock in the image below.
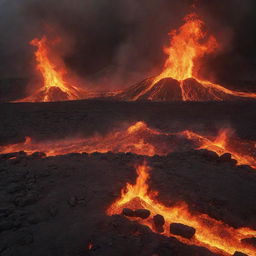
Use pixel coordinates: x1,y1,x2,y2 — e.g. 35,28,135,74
133,209,150,219
233,252,248,256
19,193,39,207
170,223,196,239
153,214,165,233
0,221,13,232
241,237,256,248
31,152,46,159
122,208,134,217
68,196,77,207
219,153,232,162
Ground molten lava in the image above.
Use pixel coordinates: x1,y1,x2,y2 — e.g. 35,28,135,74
182,129,256,169
107,162,256,255
0,122,171,157
0,122,255,170
154,13,217,82
129,13,256,101
18,36,86,102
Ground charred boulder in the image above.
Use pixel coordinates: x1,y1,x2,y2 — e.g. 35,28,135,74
122,208,135,217
133,209,150,219
153,214,165,233
233,252,248,256
170,223,195,239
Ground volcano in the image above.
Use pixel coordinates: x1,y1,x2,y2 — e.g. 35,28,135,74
117,13,256,102
17,36,88,102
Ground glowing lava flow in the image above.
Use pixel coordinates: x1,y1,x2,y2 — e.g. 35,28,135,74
132,13,256,101
181,129,256,169
107,162,256,255
0,122,255,170
0,122,170,157
18,36,86,102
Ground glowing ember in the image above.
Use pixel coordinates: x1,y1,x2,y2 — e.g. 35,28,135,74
18,36,86,102
0,122,255,170
107,162,256,255
131,13,256,101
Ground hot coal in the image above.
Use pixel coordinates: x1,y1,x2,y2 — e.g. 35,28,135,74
170,223,196,239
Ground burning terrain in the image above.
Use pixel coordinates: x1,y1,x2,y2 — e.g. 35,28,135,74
1,110,256,255
1,8,256,256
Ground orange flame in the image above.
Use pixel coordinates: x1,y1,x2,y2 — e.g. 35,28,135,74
18,36,86,102
182,129,256,168
107,162,256,255
132,13,256,101
154,13,217,83
0,122,163,157
0,122,255,169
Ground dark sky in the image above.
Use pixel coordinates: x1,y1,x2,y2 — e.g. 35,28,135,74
1,0,256,100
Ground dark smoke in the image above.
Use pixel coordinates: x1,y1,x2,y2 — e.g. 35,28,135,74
0,0,256,101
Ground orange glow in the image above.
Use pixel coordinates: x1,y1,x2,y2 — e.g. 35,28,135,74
18,36,86,102
155,13,217,82
132,13,256,101
107,162,256,255
1,122,255,170
0,122,167,157
182,129,256,169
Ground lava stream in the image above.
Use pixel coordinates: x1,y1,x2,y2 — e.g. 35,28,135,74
107,162,256,255
181,129,256,169
0,122,255,169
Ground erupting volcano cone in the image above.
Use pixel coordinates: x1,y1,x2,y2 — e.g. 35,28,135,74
118,13,256,102
17,36,87,102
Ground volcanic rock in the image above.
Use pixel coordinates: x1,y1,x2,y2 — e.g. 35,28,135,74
117,77,183,101
197,149,219,161
0,221,13,232
18,193,39,207
153,214,165,233
170,223,196,239
122,208,135,217
182,78,233,101
241,237,256,248
133,209,151,219
219,153,232,162
68,196,77,207
233,252,248,256
31,152,46,159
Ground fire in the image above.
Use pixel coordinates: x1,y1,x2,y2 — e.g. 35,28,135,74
1,122,255,170
154,13,217,83
107,162,256,255
0,122,167,157
131,13,256,101
182,129,256,169
18,36,86,102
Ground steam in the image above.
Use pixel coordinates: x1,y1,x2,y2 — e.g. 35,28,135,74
0,0,256,101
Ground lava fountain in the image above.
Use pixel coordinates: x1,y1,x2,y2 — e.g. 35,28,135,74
128,13,256,101
107,162,256,255
17,36,87,102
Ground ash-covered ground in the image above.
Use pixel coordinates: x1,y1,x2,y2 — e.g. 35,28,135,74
0,100,256,256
